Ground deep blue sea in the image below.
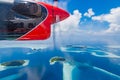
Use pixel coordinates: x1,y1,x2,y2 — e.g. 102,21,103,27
0,40,120,80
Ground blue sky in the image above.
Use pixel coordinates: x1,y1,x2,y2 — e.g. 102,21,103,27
53,0,120,34
45,0,120,45
67,0,120,15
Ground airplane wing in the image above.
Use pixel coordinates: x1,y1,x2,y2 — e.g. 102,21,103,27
0,1,69,40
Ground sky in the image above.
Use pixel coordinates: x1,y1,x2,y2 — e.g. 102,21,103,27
67,0,120,15
45,0,120,45
56,0,120,32
1,0,120,46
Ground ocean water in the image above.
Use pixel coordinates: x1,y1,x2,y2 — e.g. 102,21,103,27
0,41,120,80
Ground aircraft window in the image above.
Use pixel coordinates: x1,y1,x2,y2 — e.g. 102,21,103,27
0,2,48,40
28,23,34,28
12,2,44,18
26,3,38,14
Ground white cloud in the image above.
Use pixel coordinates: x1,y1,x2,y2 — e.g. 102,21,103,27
92,7,120,33
52,8,120,45
84,8,95,18
55,10,82,31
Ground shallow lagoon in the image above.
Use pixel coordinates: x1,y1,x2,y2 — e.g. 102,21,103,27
0,43,120,80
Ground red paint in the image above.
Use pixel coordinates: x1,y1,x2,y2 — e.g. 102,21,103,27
17,2,69,40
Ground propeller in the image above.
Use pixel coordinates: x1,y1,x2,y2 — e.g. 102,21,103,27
52,0,62,48
53,0,58,6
